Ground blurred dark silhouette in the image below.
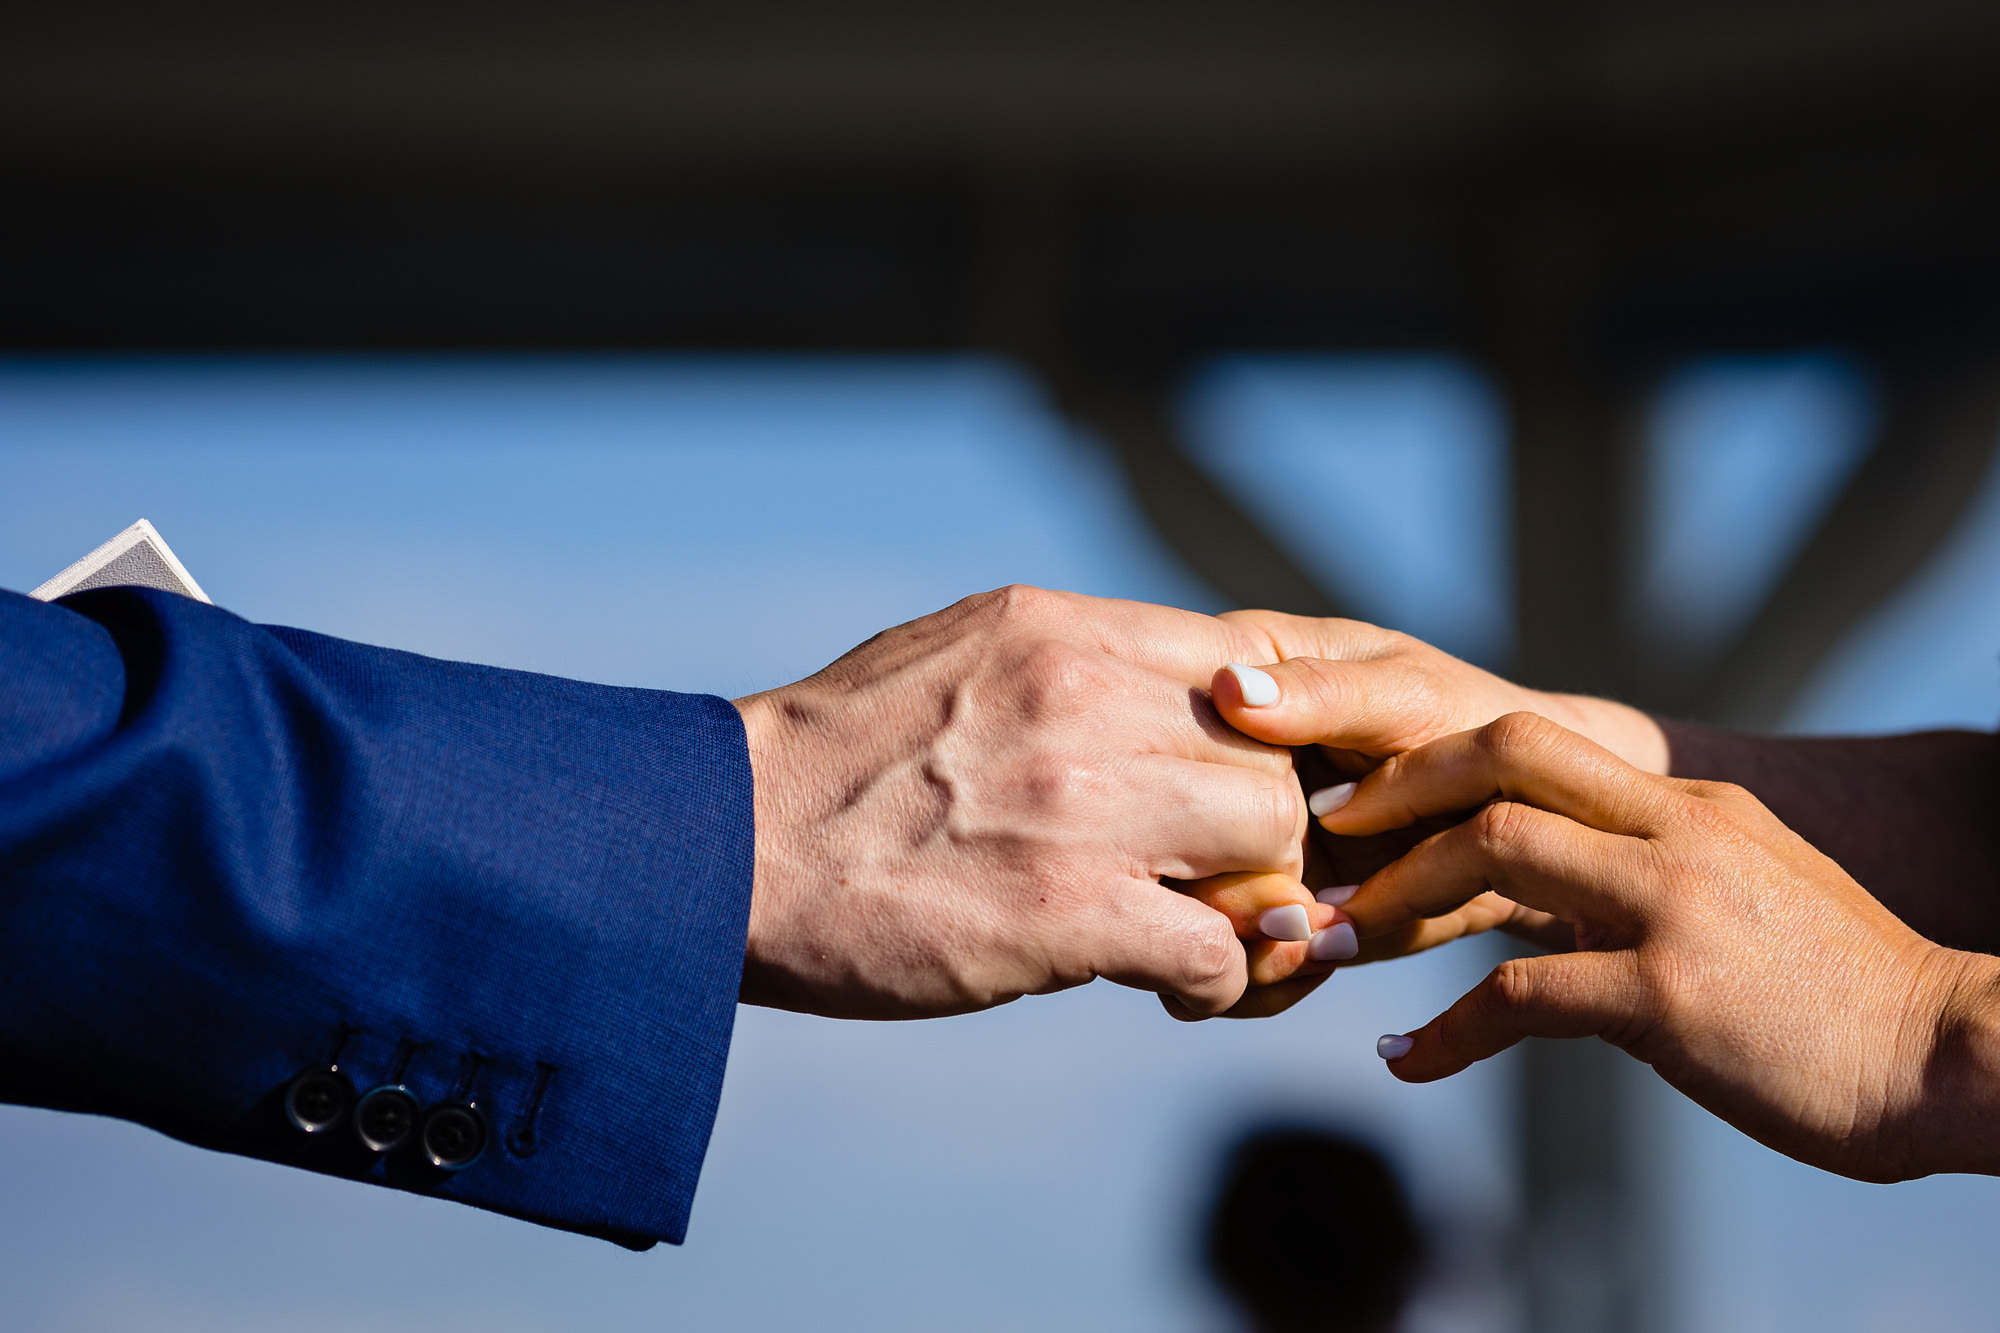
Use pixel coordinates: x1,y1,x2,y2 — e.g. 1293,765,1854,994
1204,1126,1424,1333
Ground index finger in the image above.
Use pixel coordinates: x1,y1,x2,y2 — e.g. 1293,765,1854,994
1219,608,1403,662
1319,712,1679,840
1039,590,1279,686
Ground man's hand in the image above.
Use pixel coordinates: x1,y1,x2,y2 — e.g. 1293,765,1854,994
1329,711,2000,1184
734,587,1306,1020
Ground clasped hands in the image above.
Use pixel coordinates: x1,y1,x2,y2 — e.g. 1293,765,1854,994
736,587,2000,1185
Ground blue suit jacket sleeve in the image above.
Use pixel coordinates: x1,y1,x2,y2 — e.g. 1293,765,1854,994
0,585,756,1249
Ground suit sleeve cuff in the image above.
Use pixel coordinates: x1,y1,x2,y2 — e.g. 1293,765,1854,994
1,589,756,1248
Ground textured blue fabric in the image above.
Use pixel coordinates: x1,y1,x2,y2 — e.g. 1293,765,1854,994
0,586,755,1248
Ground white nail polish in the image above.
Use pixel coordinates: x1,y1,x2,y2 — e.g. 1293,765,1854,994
1315,884,1360,908
1308,921,1358,961
1223,662,1280,707
1308,783,1357,818
1257,904,1313,942
1377,1034,1414,1060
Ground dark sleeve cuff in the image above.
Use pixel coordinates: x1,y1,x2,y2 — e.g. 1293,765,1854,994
0,587,755,1247
1655,716,1741,781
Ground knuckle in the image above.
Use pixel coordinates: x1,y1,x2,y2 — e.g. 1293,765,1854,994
1675,789,1758,844
1373,626,1424,660
1683,779,1759,811
1373,747,1414,787
1469,799,1536,861
1478,709,1561,759
1183,914,1241,992
1254,771,1306,843
1487,957,1539,1013
1014,638,1113,719
1217,608,1287,655
985,583,1065,630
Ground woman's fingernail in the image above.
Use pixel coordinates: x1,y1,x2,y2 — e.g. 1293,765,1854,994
1308,783,1357,817
1377,1034,1414,1061
1308,921,1359,961
1223,662,1280,707
1315,884,1360,908
1257,904,1313,941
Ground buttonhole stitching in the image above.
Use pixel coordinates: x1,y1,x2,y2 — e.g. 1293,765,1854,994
448,1050,489,1103
388,1037,422,1085
324,1021,356,1068
508,1063,557,1158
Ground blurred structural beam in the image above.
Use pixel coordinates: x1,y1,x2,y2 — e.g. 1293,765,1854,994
1692,355,2000,728
1067,385,1345,617
972,166,1347,618
1492,7,1647,1326
1499,360,1646,1333
1496,7,1648,1320
1503,357,1645,1333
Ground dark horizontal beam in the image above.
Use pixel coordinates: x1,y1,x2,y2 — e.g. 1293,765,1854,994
8,0,2000,175
8,153,2000,358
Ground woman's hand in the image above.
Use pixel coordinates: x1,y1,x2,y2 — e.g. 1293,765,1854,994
1208,627,1630,969
1216,611,1670,776
1325,710,2000,1184
1166,871,1357,1020
1173,619,1655,1018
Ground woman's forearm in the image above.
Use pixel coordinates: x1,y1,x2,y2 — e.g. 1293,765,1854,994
1659,719,2000,953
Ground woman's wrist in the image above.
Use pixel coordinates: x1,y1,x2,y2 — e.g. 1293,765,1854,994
1902,947,2000,1178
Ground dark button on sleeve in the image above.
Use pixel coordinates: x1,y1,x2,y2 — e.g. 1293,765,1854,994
421,1103,488,1171
354,1085,421,1153
284,1068,354,1134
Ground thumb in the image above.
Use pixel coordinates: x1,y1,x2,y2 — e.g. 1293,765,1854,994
1213,657,1436,753
1379,951,1638,1082
1088,881,1250,1018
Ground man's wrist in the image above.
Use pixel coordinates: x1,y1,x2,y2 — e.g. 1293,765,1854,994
731,690,793,1006
732,684,842,1013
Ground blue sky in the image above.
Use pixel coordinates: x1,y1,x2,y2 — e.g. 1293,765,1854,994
2,353,1996,1333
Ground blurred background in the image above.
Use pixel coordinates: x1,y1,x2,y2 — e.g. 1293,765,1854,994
5,4,2000,1330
